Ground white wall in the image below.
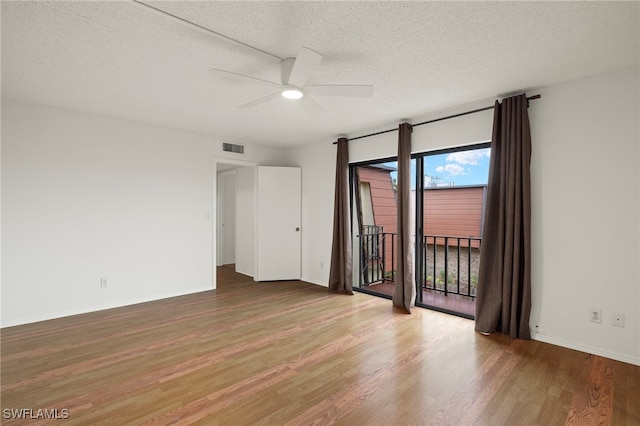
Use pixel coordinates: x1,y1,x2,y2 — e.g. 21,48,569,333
1,99,286,327
529,67,639,365
213,142,286,167
235,167,255,277
349,107,494,162
289,67,640,365
286,142,336,285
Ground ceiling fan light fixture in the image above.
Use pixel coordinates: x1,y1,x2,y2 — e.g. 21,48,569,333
282,88,304,100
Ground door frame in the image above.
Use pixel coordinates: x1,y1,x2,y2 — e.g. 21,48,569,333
212,158,258,290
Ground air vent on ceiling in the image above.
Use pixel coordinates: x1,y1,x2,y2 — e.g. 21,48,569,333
222,142,245,154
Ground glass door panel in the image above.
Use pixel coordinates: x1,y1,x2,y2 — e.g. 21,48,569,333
352,159,416,299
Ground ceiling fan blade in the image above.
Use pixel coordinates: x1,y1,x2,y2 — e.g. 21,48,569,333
238,92,282,109
305,85,374,97
210,68,283,88
300,95,325,115
287,47,323,87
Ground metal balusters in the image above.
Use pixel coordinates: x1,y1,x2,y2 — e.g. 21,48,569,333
358,230,480,298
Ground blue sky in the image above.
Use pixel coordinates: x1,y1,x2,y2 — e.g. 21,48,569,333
424,147,491,186
385,147,491,187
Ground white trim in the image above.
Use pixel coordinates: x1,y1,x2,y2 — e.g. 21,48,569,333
1,287,213,328
533,333,640,366
214,158,259,169
301,277,328,288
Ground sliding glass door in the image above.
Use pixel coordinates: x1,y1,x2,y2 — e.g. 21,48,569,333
351,158,416,299
351,143,489,318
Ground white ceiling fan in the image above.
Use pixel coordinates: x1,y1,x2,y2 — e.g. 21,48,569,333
210,47,374,114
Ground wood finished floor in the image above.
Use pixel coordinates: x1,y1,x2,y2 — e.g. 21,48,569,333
1,267,639,425
362,282,476,317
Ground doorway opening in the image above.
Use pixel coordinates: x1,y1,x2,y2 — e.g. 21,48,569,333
213,158,258,290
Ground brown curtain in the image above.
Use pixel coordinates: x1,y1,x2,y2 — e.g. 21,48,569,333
392,123,416,313
475,94,532,339
328,137,353,294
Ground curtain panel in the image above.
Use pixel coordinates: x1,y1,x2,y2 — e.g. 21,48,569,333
328,137,353,294
475,94,532,339
392,122,416,313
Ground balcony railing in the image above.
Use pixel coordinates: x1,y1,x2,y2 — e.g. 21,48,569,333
358,229,481,299
359,226,395,286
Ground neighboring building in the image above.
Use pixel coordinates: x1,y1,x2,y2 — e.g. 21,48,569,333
354,164,397,237
354,164,398,282
421,185,486,248
355,164,486,245
355,164,486,292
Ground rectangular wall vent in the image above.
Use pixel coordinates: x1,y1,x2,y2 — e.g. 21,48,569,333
222,142,245,154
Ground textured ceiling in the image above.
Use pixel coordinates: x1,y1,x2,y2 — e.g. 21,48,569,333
2,1,638,147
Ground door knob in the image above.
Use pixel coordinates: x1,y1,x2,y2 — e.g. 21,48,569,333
296,227,300,231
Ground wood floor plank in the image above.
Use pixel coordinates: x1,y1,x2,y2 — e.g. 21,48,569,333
1,267,638,425
565,354,616,426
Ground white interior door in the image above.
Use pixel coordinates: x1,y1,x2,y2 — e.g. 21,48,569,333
235,167,255,277
255,166,301,281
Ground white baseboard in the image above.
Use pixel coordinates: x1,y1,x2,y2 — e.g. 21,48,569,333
533,333,640,366
1,286,213,328
300,276,328,287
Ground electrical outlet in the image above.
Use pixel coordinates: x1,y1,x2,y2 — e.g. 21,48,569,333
590,308,602,323
612,313,625,327
100,278,108,288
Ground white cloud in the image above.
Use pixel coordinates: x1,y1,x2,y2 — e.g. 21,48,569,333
446,148,490,165
443,164,465,176
435,164,465,176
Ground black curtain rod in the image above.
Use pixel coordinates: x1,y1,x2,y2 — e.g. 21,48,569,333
334,94,541,144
